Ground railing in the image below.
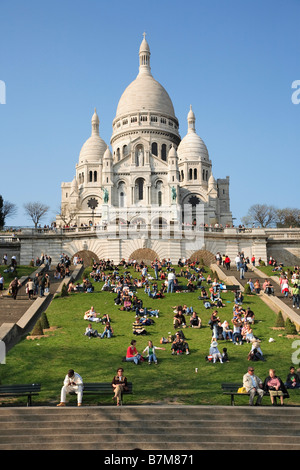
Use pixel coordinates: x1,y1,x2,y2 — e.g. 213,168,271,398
3,226,300,239
13,224,226,236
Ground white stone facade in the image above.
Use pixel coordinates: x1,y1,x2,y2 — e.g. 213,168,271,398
58,35,232,229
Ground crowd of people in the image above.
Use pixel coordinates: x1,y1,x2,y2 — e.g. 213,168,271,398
2,248,299,407
65,255,299,404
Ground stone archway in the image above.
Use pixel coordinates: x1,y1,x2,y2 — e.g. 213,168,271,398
129,248,159,265
71,250,99,267
190,249,215,266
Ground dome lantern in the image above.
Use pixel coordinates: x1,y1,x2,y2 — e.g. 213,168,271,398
139,32,151,76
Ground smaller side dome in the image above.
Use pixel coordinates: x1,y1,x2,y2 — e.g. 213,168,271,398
103,146,112,160
177,106,209,162
168,144,178,159
78,109,107,164
71,177,78,193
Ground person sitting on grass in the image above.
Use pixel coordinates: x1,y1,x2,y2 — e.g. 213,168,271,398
189,311,202,328
100,322,114,339
171,332,190,355
125,340,143,365
143,340,165,364
209,339,223,363
284,366,300,389
84,306,100,322
84,323,100,338
173,309,186,329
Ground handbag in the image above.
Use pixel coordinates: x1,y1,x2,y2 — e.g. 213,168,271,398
237,387,247,394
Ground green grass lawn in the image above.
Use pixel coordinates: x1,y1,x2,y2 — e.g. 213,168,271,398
0,265,37,289
257,265,295,278
1,264,300,406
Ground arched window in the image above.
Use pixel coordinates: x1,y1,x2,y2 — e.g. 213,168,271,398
158,191,162,206
89,171,93,183
189,168,193,180
161,144,167,161
152,142,158,156
194,168,197,180
122,145,128,157
94,171,97,182
135,178,144,201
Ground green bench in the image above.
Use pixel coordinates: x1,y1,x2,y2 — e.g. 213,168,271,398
72,382,133,405
221,382,267,406
0,383,41,406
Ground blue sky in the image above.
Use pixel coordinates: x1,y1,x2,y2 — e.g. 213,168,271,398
0,0,299,227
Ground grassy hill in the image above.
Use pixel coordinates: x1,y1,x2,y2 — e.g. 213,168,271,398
1,263,300,406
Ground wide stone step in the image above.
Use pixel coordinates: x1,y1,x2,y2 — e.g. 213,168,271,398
1,427,300,441
1,420,299,433
0,430,300,445
1,406,300,451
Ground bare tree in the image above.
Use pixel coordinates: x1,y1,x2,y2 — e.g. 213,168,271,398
276,208,300,227
0,195,17,229
3,201,17,221
242,204,278,228
56,205,78,227
24,202,50,229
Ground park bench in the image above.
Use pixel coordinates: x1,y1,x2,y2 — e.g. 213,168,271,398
0,383,41,406
221,382,268,406
71,382,133,405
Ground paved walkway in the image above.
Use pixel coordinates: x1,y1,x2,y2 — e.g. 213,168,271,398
0,268,68,328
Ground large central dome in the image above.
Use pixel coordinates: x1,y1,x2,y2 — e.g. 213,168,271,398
116,74,176,119
115,34,176,120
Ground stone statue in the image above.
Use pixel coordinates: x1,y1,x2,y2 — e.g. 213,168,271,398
171,186,177,202
137,148,144,167
103,188,109,203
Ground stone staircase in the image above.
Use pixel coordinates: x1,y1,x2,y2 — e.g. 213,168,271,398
212,262,300,326
0,405,300,450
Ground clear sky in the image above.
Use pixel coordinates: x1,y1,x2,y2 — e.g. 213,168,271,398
0,0,299,227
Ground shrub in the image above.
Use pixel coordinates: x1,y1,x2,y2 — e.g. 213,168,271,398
40,312,50,330
31,320,44,336
275,311,285,327
285,317,298,335
60,283,69,297
243,283,252,295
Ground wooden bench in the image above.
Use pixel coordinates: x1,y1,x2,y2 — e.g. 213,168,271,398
71,382,133,405
221,382,267,406
0,383,41,406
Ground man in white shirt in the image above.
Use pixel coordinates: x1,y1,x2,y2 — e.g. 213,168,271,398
57,369,84,406
167,270,176,293
235,254,241,271
243,366,264,406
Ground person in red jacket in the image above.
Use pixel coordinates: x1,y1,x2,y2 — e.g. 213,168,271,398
126,340,142,365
